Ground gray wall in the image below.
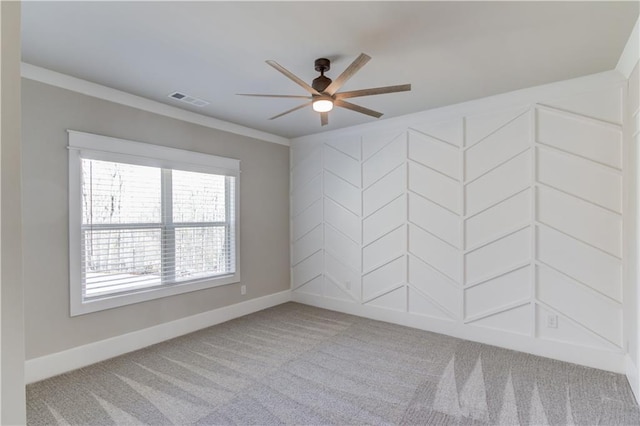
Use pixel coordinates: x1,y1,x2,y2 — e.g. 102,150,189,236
2,2,26,423
21,79,290,360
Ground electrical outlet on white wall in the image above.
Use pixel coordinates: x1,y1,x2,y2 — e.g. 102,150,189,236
546,314,558,329
345,281,351,290
241,285,246,295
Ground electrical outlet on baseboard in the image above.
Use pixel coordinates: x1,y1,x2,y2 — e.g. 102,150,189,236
546,314,558,329
241,285,246,296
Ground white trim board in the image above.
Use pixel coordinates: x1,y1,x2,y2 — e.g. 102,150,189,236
25,290,292,384
627,355,640,404
617,16,640,79
292,293,625,374
20,62,290,147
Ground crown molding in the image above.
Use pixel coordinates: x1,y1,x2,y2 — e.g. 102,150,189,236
21,63,290,146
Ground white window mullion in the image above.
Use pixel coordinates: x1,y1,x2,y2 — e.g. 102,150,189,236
225,176,234,273
161,168,176,284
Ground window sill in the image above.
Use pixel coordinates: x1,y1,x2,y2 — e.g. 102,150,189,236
70,272,240,316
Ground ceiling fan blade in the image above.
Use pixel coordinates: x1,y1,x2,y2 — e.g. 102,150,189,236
335,84,412,100
269,101,312,120
237,93,312,99
335,99,383,118
320,112,329,126
324,53,371,96
266,60,320,96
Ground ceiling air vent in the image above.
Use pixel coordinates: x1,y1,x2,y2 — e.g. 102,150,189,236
168,91,210,107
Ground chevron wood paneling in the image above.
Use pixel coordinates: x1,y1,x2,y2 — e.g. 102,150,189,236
290,81,626,364
324,171,360,216
322,137,362,301
408,130,459,180
405,120,464,319
465,189,530,249
409,118,464,147
291,224,322,266
368,286,407,312
361,131,407,311
467,304,532,336
543,87,623,125
536,107,622,169
363,195,405,246
363,256,405,302
362,131,404,160
325,134,362,160
465,106,529,147
535,304,619,351
290,146,323,297
626,62,640,370
536,147,622,213
292,199,322,242
461,105,533,336
537,224,621,302
292,250,323,290
291,146,322,192
537,264,622,346
324,198,360,244
465,228,531,286
409,162,460,214
291,174,322,217
533,90,623,351
325,224,359,273
537,185,621,258
465,266,530,319
410,224,461,284
408,255,459,318
363,165,405,217
324,144,361,187
409,193,460,248
408,286,456,320
465,150,531,217
324,251,360,293
363,134,406,188
464,112,530,182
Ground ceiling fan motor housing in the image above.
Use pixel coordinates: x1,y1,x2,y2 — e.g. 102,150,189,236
312,58,332,92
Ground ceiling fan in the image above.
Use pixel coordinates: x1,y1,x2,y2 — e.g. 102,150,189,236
238,53,411,126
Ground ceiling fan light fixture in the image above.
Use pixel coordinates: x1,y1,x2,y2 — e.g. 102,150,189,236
241,53,411,125
312,98,333,112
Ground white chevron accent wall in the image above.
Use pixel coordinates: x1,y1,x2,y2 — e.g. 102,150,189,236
290,77,628,372
624,58,640,401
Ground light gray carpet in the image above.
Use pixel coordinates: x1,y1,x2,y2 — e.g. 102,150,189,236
27,302,639,425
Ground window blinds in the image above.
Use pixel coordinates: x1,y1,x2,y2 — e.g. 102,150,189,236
81,159,236,300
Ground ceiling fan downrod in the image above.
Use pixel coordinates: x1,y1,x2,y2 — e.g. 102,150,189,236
312,58,332,93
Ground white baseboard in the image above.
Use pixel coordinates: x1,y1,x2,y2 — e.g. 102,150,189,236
292,292,626,374
25,290,292,384
626,355,640,404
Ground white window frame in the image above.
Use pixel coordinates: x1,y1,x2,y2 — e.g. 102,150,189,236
68,130,240,316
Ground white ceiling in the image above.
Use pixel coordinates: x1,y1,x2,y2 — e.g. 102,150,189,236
21,1,638,139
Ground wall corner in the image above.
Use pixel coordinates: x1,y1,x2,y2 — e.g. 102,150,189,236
617,16,640,79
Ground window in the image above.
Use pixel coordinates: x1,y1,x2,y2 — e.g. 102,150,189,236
68,131,240,315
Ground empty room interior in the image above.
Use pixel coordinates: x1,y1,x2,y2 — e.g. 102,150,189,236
2,1,640,424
